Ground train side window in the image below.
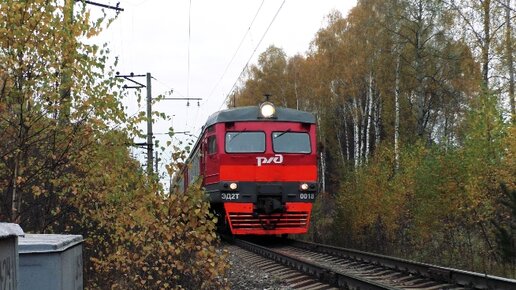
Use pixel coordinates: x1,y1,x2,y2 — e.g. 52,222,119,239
208,135,217,155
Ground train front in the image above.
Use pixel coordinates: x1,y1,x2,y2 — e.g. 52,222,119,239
206,102,318,235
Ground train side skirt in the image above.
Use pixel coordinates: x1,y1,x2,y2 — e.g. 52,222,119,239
224,202,313,235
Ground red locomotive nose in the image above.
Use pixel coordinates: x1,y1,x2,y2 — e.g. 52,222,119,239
173,105,318,235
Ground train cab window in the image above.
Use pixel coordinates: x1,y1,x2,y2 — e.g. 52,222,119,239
272,132,311,153
225,132,265,153
207,135,217,154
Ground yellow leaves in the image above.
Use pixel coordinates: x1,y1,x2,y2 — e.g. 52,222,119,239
32,185,42,197
74,176,229,288
176,263,184,271
86,27,100,38
16,176,24,185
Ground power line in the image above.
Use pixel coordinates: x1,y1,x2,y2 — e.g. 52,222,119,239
219,0,286,111
152,76,189,98
191,0,265,134
187,0,192,99
186,0,193,130
205,0,265,102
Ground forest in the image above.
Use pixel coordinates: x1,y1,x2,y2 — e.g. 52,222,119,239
0,0,514,288
233,0,516,278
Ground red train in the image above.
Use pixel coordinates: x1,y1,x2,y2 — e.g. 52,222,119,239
175,101,318,235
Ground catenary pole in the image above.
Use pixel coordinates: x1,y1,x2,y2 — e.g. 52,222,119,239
146,73,153,174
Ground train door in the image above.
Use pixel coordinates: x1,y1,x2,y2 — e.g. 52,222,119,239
204,126,219,185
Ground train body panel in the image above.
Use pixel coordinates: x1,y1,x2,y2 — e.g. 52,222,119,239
175,103,318,235
224,202,312,235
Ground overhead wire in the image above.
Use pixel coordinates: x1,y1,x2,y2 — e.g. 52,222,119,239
205,0,265,103
218,0,286,111
190,0,265,134
187,0,192,100
186,0,193,129
153,76,188,98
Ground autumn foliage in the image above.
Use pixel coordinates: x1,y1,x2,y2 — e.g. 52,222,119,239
234,0,515,277
1,1,228,289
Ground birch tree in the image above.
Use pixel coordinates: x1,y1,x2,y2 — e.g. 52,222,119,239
448,0,507,91
504,0,515,121
235,45,289,106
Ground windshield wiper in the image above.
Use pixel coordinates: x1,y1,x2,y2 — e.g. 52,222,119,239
274,129,291,139
228,129,247,144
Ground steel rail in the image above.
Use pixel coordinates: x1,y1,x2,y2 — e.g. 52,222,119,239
232,238,399,290
288,239,516,290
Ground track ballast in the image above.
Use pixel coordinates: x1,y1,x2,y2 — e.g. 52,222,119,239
225,236,516,290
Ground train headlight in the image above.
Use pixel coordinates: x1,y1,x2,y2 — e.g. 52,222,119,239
229,182,238,190
300,183,309,191
260,102,275,118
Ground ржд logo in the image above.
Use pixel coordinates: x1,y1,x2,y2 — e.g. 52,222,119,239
256,154,283,166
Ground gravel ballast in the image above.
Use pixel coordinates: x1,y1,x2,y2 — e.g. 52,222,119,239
224,245,293,290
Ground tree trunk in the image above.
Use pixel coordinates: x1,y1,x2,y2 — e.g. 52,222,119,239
415,0,426,137
482,0,491,89
336,106,346,166
59,0,74,123
344,106,351,161
444,106,450,149
294,73,299,110
351,100,360,168
360,95,367,164
374,92,381,149
317,113,326,193
11,154,20,222
320,150,326,193
506,0,515,121
365,73,374,163
336,127,346,166
395,50,401,171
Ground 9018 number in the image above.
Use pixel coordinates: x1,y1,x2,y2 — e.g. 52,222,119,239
299,193,315,200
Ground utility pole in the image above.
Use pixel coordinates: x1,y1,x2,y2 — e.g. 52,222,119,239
59,1,124,122
117,73,203,175
155,151,159,174
146,73,153,175
116,72,154,175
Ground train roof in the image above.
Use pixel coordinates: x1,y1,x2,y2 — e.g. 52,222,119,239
174,105,316,178
204,106,316,128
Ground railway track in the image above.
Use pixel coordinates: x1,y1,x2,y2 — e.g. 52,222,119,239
226,236,516,290
226,244,339,290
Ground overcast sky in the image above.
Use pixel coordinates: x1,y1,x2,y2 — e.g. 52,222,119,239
95,0,357,176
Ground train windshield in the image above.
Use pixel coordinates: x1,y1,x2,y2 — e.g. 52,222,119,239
225,132,265,153
273,132,311,153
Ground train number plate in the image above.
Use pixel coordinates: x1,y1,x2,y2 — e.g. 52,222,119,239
221,193,240,200
299,193,315,200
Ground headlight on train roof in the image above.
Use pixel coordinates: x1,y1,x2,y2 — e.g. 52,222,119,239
229,182,238,190
260,102,275,118
300,183,309,191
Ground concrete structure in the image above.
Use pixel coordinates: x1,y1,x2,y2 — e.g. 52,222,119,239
0,223,24,290
18,234,83,290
